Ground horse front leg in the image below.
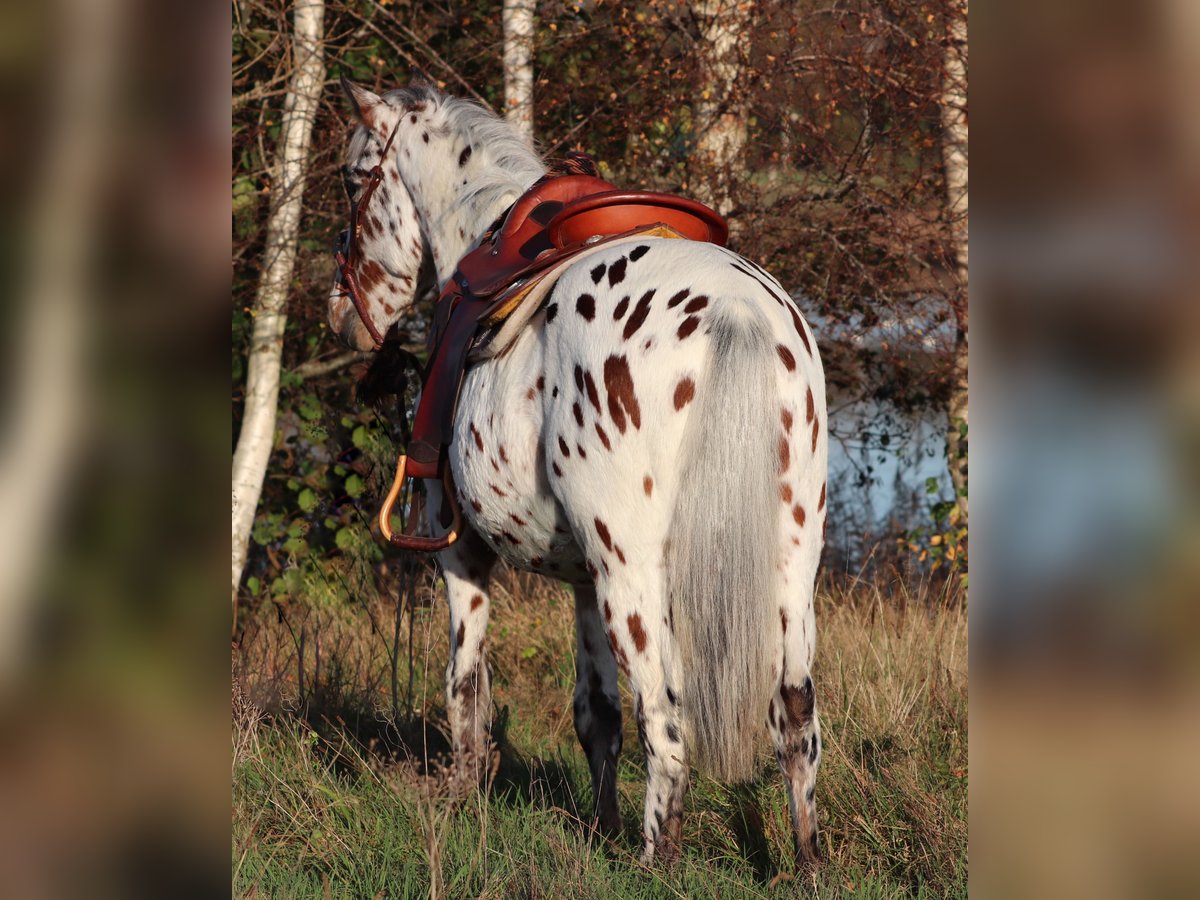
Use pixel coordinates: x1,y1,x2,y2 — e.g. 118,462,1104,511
431,484,498,794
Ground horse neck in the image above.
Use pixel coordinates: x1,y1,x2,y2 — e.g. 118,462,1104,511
413,152,545,286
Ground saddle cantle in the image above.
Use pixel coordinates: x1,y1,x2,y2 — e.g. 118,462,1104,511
381,164,727,550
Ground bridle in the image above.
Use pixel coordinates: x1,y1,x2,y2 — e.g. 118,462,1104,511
334,119,401,350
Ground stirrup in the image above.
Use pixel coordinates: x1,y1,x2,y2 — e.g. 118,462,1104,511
379,454,462,552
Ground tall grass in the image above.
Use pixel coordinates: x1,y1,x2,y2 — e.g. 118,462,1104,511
233,568,967,897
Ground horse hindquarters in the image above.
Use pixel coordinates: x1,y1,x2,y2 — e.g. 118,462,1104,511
546,296,786,862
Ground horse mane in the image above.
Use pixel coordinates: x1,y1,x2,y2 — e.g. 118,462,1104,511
385,83,547,220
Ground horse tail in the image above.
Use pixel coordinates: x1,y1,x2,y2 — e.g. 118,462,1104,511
667,300,778,783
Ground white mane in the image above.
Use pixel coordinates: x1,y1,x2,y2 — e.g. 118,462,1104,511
387,84,547,220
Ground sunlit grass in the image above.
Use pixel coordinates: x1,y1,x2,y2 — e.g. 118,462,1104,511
233,569,967,897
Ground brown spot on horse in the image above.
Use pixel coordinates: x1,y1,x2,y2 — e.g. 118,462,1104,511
583,371,601,414
576,293,596,321
673,377,695,410
622,289,655,340
594,518,613,551
603,355,642,433
627,613,648,653
777,344,796,371
677,316,700,340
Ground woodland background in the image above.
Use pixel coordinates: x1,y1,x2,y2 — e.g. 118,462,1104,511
232,0,968,612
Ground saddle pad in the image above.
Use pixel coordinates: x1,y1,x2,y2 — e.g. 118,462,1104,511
470,226,687,361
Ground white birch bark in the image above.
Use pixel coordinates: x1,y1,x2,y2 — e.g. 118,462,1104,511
502,0,535,142
941,0,969,520
691,0,754,215
231,0,325,612
0,0,121,682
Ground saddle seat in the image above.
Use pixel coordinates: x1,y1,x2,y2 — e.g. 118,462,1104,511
400,171,727,489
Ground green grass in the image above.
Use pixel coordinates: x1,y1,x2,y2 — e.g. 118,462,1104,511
233,570,967,897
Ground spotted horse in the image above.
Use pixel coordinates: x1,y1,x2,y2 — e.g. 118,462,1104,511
327,79,828,870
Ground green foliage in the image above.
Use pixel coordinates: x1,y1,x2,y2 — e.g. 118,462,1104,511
232,175,258,240
237,362,401,619
901,418,967,581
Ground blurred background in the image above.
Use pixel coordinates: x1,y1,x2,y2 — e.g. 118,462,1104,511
0,0,1195,895
971,0,1200,895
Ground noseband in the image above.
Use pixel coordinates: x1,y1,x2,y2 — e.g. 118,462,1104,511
334,120,401,350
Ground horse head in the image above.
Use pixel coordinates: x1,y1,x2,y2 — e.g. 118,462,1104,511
331,80,547,349
327,78,429,351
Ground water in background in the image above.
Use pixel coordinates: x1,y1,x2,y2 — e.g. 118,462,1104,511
825,392,954,572
800,296,959,572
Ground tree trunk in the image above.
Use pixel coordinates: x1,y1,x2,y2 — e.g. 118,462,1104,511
502,0,535,142
231,0,325,616
690,0,754,216
940,0,969,522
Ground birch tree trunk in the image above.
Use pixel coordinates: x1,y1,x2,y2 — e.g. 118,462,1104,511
231,0,325,614
941,0,969,522
502,0,535,141
690,0,754,216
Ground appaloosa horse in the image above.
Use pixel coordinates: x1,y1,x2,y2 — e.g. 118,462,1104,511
328,80,828,869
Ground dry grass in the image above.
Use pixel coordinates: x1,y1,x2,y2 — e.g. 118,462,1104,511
233,566,967,897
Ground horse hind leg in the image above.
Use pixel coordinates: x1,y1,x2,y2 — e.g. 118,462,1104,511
571,582,623,835
591,559,687,863
767,603,822,870
770,393,826,870
634,677,688,864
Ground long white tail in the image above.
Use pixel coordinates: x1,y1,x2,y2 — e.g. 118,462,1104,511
667,301,778,782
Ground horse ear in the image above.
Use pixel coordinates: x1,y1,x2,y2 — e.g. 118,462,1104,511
341,75,382,129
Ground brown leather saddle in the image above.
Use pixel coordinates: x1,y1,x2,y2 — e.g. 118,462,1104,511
380,168,727,551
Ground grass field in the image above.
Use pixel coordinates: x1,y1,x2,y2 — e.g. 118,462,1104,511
232,567,967,898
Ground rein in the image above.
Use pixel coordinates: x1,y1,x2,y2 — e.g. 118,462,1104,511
334,119,402,350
